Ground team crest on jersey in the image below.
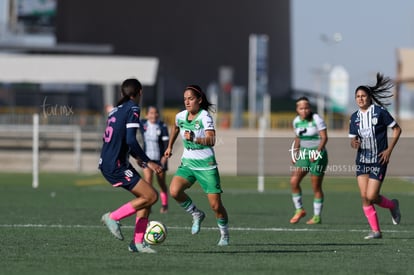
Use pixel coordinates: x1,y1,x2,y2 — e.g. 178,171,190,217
372,117,378,125
124,169,134,178
194,121,200,130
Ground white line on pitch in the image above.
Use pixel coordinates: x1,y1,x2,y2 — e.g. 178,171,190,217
0,224,411,233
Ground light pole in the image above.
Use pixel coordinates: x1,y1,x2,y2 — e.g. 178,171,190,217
319,32,343,128
310,64,332,118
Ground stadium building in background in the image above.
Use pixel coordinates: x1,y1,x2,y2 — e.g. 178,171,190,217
56,1,291,107
0,0,291,121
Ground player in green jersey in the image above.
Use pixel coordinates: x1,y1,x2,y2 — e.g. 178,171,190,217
164,85,229,246
289,96,328,225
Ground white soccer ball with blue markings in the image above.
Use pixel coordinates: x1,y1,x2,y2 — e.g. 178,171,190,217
144,221,167,245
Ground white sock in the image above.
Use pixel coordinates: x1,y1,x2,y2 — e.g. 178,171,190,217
313,198,323,216
292,193,303,209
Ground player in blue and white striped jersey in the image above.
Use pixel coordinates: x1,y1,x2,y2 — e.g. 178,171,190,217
349,73,402,240
140,106,170,213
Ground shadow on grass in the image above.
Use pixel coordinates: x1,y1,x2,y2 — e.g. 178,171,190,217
386,237,414,240
188,249,330,254
177,242,382,254
229,242,383,247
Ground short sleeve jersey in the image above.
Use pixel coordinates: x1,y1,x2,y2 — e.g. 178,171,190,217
99,100,141,172
175,109,217,170
141,120,169,161
349,104,396,164
293,113,327,149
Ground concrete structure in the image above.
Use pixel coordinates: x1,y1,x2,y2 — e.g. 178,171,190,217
1,125,413,177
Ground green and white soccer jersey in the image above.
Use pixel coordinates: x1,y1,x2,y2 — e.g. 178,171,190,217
293,113,326,149
293,113,328,176
175,109,217,170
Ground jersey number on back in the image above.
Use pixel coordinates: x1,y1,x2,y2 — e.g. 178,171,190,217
104,117,116,143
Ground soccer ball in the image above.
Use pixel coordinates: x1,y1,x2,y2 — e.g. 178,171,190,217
144,220,167,245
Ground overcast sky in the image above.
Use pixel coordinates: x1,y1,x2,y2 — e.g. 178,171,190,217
291,0,414,116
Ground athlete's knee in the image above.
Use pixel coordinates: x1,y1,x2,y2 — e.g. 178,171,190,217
368,195,380,204
169,184,182,199
212,204,227,217
209,197,224,213
361,196,375,205
147,189,159,205
169,179,187,198
169,184,177,198
210,202,221,213
290,178,299,188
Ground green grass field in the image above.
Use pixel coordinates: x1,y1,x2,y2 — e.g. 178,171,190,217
1,173,413,275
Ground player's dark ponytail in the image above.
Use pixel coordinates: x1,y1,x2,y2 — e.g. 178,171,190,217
186,85,215,113
117,78,142,106
355,73,394,107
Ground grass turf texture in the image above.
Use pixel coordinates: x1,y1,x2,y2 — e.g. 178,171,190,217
1,173,413,275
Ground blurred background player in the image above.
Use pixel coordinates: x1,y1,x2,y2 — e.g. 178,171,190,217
164,85,229,246
140,106,170,213
349,73,401,239
99,78,163,253
289,96,328,225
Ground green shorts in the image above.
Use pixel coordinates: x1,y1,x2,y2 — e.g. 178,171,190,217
295,148,328,176
175,165,222,194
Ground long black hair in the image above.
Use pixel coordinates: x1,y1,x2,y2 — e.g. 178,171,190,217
185,85,215,113
355,73,394,107
117,78,142,106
